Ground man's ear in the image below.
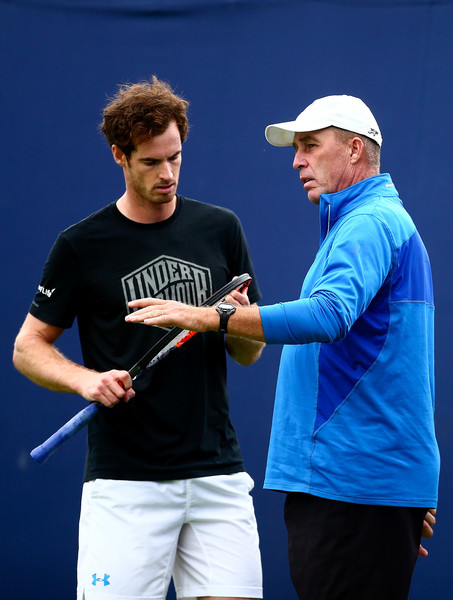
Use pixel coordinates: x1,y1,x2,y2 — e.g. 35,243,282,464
111,144,128,167
349,136,364,164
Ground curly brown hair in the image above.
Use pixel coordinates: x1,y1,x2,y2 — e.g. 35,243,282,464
100,76,189,157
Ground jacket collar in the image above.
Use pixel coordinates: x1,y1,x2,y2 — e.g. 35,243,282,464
319,173,398,242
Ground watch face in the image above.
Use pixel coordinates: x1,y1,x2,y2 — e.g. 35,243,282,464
218,302,235,313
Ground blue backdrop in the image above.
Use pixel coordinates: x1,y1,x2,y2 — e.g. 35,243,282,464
1,1,452,598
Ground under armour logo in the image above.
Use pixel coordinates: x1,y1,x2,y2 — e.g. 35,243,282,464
368,127,380,138
92,573,110,586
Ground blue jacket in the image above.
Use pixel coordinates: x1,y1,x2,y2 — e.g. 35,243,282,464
260,174,439,507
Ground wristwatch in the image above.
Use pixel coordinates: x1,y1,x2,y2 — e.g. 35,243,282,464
216,302,236,334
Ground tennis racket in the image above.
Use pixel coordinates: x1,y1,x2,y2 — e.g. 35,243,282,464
30,273,252,464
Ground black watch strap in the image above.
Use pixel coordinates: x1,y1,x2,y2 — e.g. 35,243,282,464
216,302,236,334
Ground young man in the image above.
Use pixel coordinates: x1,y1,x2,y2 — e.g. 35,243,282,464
125,95,440,600
13,77,264,600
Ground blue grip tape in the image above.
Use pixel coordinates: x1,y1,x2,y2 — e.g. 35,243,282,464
30,403,99,463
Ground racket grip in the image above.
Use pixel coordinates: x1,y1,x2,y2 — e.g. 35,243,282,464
30,403,99,464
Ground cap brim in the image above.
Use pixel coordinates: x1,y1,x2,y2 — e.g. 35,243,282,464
265,115,335,146
264,122,301,147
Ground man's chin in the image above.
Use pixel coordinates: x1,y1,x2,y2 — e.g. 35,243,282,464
307,192,321,206
149,190,177,205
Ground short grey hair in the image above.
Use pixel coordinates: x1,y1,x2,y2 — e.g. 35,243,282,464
333,126,381,171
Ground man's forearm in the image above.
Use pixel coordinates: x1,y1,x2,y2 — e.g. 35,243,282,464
13,325,134,407
224,305,266,342
13,331,93,395
126,299,267,343
226,335,265,366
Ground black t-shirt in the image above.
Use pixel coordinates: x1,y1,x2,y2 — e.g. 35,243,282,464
30,196,261,482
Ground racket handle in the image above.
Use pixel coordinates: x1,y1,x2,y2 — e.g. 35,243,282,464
30,403,99,464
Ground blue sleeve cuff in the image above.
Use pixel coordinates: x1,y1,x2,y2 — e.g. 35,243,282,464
259,294,349,345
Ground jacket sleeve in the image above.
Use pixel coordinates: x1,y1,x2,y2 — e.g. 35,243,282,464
260,213,395,345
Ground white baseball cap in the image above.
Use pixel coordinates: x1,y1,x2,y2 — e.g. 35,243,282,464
265,95,382,147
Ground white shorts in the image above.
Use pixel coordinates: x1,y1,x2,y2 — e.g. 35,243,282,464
77,473,262,600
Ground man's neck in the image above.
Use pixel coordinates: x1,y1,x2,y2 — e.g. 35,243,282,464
116,193,177,224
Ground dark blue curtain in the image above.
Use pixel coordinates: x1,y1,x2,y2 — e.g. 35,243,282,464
2,1,452,597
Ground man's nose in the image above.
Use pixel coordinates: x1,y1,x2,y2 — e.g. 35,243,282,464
160,161,173,179
293,151,307,170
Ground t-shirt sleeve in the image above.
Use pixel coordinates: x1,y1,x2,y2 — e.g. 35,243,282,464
29,234,82,329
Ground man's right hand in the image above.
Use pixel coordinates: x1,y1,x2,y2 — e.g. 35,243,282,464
79,369,135,407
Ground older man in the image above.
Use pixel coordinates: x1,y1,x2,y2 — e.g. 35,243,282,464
126,95,439,599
